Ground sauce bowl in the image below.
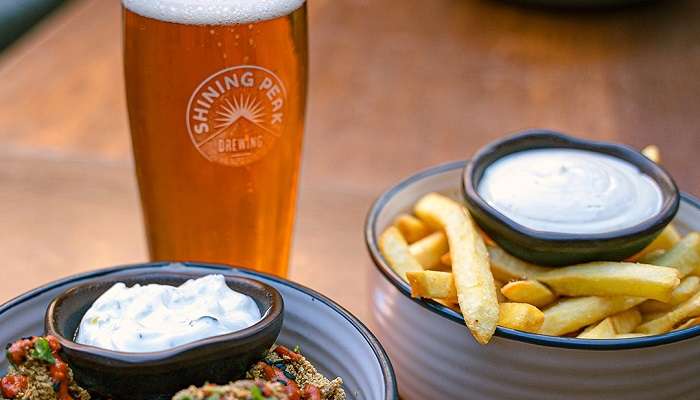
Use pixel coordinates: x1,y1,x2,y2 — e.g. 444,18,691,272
366,161,700,399
45,270,284,399
462,130,680,265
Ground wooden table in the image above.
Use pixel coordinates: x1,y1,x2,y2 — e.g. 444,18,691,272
0,0,698,325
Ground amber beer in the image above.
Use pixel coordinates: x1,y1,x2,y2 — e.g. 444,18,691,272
123,1,308,276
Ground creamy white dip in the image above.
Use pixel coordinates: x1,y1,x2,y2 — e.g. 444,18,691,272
477,148,663,234
76,274,261,352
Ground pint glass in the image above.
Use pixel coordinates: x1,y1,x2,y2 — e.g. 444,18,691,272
123,1,308,276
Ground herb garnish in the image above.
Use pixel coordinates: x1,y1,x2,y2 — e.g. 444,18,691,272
30,337,56,364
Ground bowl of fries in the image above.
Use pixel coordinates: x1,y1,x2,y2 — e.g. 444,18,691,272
366,159,700,400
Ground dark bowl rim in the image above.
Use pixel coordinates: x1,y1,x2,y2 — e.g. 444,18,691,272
462,129,681,242
365,159,700,350
0,262,399,399
45,272,284,364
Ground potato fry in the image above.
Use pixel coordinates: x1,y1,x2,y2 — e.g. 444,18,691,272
494,279,506,303
651,233,700,278
378,226,423,280
500,280,556,308
635,224,681,260
641,144,661,163
440,252,451,267
414,193,498,344
487,245,553,282
636,291,700,334
406,271,457,302
673,316,700,331
639,276,700,313
577,309,642,339
642,311,666,322
638,249,666,264
537,262,680,302
539,296,644,336
408,231,449,270
393,214,432,243
614,333,652,339
498,303,544,333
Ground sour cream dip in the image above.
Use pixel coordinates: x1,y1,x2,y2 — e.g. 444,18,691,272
76,274,261,352
477,148,663,234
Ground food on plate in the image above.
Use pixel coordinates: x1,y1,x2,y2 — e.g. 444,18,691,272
0,336,90,400
539,296,644,336
497,303,544,333
406,271,457,302
476,148,663,235
378,226,423,280
500,280,556,308
673,316,700,331
393,214,431,243
414,193,498,344
0,337,346,400
577,309,642,339
174,345,345,400
635,224,681,259
486,246,553,282
537,262,680,302
651,233,700,277
76,274,261,352
641,144,661,163
380,192,700,343
173,380,292,400
408,231,448,270
639,276,700,313
635,291,700,334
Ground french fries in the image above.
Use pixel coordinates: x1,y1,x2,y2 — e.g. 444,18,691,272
641,144,661,164
652,233,700,278
377,175,700,345
378,226,423,280
614,333,651,339
577,309,641,339
638,249,666,264
408,231,449,270
406,271,457,302
635,224,681,260
636,291,700,334
639,276,700,313
497,303,544,333
414,193,498,344
487,245,553,282
500,280,556,308
539,296,644,336
393,214,431,243
537,262,680,302
673,316,700,331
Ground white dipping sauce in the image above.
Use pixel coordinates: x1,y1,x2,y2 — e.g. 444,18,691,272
76,274,262,352
477,148,663,234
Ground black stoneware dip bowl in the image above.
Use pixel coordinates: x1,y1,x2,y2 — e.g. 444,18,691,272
45,270,283,400
462,129,680,266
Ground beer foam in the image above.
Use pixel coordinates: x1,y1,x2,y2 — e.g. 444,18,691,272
122,0,305,25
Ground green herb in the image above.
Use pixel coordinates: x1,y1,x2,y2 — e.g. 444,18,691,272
293,345,301,353
250,385,266,400
30,338,55,365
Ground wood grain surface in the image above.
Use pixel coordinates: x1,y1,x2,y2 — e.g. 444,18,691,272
0,0,698,323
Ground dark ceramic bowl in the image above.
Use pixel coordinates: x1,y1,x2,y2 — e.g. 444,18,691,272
462,130,680,266
45,270,284,400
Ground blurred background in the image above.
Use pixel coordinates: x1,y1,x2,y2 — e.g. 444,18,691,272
0,0,698,322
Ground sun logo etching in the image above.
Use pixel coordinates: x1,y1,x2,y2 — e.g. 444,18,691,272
186,66,288,167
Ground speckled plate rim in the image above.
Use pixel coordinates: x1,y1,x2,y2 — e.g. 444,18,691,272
365,159,700,350
0,262,398,399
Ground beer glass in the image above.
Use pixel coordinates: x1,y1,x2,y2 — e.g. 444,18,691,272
123,1,308,276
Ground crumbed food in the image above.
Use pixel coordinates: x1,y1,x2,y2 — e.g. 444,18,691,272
173,345,346,400
1,336,90,400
